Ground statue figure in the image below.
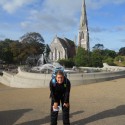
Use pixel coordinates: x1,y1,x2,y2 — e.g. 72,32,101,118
37,44,51,66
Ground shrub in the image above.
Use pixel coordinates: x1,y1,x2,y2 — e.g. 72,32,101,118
58,58,75,68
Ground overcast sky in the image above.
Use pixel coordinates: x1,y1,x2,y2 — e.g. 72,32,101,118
0,0,125,51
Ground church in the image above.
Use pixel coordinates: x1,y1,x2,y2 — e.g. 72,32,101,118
49,36,76,61
49,0,89,61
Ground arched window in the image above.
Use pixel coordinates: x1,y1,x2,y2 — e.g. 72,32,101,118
58,52,60,60
54,48,57,60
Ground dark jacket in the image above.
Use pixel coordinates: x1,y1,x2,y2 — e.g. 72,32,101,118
50,77,71,103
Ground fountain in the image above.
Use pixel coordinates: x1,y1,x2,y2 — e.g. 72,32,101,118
0,45,125,88
30,45,76,74
30,45,64,73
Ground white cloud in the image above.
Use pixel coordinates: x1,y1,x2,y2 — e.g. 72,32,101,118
21,21,31,29
0,0,125,14
20,0,125,33
0,0,34,13
20,0,81,33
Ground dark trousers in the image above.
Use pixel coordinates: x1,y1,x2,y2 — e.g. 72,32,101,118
50,98,70,125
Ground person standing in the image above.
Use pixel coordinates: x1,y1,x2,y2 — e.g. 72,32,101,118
50,70,71,125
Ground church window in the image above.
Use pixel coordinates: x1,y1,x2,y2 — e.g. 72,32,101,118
58,52,60,59
54,48,57,60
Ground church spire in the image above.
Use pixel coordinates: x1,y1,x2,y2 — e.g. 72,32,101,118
80,0,88,29
78,0,89,51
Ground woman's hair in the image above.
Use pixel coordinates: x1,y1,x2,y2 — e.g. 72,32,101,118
56,70,64,76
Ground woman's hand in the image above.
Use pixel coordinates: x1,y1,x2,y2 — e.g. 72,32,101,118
63,103,69,108
53,102,58,109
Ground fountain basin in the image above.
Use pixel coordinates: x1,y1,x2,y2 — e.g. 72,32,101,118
0,64,125,88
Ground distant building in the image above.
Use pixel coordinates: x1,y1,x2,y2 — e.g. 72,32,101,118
49,36,76,61
78,0,89,51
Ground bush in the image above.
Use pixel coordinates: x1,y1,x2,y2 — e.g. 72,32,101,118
58,58,75,68
115,56,124,62
91,50,103,67
103,57,116,66
74,47,90,67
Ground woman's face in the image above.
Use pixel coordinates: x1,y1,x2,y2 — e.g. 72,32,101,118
56,74,64,84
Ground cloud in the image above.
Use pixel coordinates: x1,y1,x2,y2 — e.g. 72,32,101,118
19,0,125,34
0,0,35,13
20,0,81,33
1,0,125,14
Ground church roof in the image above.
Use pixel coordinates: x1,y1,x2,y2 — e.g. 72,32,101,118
57,37,67,49
64,38,75,47
57,37,75,49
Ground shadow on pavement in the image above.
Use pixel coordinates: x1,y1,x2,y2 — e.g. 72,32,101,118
0,109,32,125
71,105,125,125
16,111,84,125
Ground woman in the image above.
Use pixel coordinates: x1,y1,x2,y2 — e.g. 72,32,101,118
50,70,71,125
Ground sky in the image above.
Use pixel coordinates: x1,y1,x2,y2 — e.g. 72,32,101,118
0,0,125,52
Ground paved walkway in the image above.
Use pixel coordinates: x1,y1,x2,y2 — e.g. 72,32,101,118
1,78,125,125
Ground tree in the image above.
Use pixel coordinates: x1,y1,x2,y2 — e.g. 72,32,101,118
74,47,90,67
115,56,124,62
58,58,75,68
0,39,14,63
118,47,125,56
91,50,103,67
20,32,45,64
20,32,44,44
103,57,115,66
102,49,117,59
92,43,104,51
10,41,22,63
18,42,44,64
0,33,46,65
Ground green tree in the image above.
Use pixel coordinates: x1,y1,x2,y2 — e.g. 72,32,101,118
91,50,103,67
102,49,117,59
58,58,75,68
115,56,124,62
103,57,115,66
92,43,104,51
20,32,45,64
74,47,90,67
0,33,46,65
20,32,44,44
0,39,14,63
10,41,22,63
118,47,125,56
